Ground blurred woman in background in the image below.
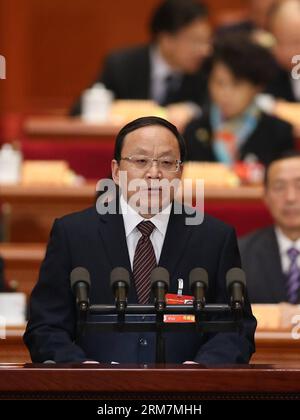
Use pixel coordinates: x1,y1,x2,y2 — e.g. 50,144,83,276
184,34,294,166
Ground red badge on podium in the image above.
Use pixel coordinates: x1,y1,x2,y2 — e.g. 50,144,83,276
164,293,195,323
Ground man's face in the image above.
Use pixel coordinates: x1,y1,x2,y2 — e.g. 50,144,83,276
265,157,300,232
160,18,212,73
209,62,260,119
271,11,300,71
111,125,183,215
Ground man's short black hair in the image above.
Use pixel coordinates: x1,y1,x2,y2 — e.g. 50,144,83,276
210,34,275,86
114,116,186,162
150,0,208,39
264,150,300,186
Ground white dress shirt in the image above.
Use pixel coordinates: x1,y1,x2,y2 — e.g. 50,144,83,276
290,76,300,102
149,46,182,105
275,227,300,273
120,195,171,269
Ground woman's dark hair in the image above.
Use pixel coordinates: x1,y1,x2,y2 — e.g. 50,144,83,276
150,0,208,39
114,116,186,162
209,34,275,86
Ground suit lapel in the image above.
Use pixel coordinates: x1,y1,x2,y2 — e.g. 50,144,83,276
135,46,151,99
97,201,193,300
159,207,193,288
260,227,287,302
97,206,138,302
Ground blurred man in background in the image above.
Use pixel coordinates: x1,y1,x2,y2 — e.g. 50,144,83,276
70,0,212,119
239,151,300,304
266,0,300,102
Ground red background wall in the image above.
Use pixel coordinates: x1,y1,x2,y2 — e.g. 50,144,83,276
0,0,246,114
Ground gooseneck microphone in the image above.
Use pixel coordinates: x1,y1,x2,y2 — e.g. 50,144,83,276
70,267,91,312
226,267,246,310
150,267,170,311
110,267,130,312
189,267,209,311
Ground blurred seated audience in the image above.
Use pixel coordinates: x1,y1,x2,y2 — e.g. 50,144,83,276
183,35,294,166
265,0,300,102
70,0,212,118
239,151,300,303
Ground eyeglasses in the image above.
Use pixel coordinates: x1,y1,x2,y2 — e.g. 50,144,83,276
269,181,300,195
120,155,182,173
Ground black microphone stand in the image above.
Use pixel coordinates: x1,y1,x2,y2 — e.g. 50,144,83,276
76,303,243,364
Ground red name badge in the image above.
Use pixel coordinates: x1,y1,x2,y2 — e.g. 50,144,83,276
164,293,195,323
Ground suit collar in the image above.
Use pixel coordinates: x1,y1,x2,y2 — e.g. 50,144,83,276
97,201,131,272
135,45,151,99
97,202,137,301
119,194,171,238
150,45,182,80
259,227,288,301
275,226,300,257
158,206,193,281
97,201,194,296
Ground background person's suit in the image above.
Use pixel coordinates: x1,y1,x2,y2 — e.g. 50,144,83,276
70,45,208,116
239,226,293,303
183,110,294,165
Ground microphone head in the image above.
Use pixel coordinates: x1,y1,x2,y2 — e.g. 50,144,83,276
110,267,130,289
150,267,170,290
189,268,208,290
226,267,246,290
70,267,91,290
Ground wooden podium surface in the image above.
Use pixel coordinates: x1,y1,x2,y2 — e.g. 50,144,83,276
0,364,299,399
24,116,121,140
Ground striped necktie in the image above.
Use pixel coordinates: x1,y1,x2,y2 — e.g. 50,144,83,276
286,247,300,304
133,221,157,304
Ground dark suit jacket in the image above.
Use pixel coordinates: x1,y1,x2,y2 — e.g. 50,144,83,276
216,20,256,37
183,110,294,165
24,204,256,364
239,226,291,303
70,44,208,116
266,65,298,103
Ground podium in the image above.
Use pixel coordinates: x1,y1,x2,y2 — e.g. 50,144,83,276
0,364,299,400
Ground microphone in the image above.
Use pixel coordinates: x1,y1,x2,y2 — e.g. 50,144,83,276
189,268,208,311
226,267,246,310
110,267,130,312
70,267,91,312
150,267,170,311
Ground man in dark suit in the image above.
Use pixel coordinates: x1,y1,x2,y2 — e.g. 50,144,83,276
70,0,212,116
239,151,300,304
265,0,300,102
24,116,256,364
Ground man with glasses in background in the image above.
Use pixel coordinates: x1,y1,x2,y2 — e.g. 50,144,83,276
240,151,300,304
24,116,256,365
